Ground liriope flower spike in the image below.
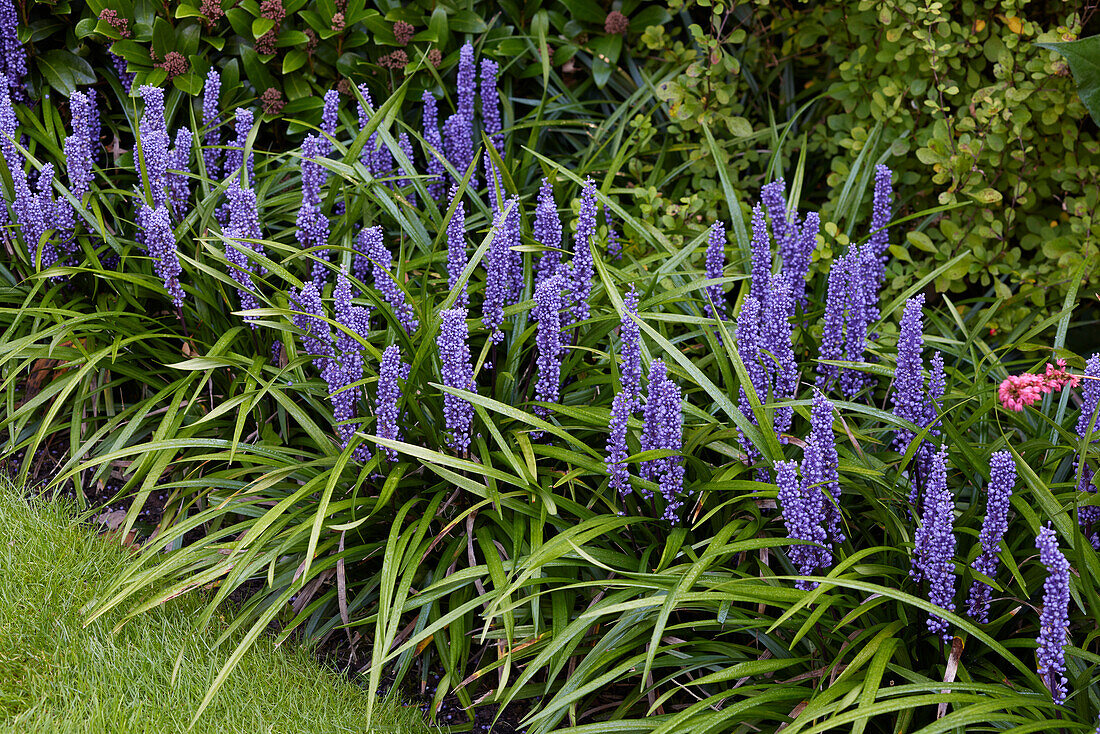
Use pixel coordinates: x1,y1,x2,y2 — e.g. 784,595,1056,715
911,445,956,641
810,392,844,545
966,451,1015,623
776,459,829,590
445,185,468,307
866,164,894,305
532,275,565,418
422,92,446,201
817,251,850,390
331,272,371,460
0,0,28,99
482,204,510,342
1035,523,1070,704
143,204,185,307
166,128,193,217
480,58,502,152
606,390,633,502
223,180,264,327
533,179,563,289
605,204,620,260
1077,353,1100,548
321,89,340,142
704,222,727,321
437,308,476,452
764,273,798,441
138,86,169,207
749,203,770,304
361,226,418,334
225,107,254,185
568,179,598,328
64,90,95,201
291,280,332,374
201,68,221,179
619,284,642,407
376,344,409,462
892,294,930,506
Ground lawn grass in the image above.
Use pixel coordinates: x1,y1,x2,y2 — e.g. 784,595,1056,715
0,479,434,734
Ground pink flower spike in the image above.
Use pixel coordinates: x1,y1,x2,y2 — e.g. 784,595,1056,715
999,362,1085,411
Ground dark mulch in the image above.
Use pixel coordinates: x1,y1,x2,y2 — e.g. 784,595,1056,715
316,632,529,733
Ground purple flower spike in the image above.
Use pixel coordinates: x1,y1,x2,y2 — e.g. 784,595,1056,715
736,295,767,412
437,308,477,452
532,274,565,417
225,107,254,186
911,445,956,642
457,42,476,128
840,245,874,398
892,295,934,506
480,58,502,152
445,185,468,307
298,134,331,288
362,226,418,334
866,164,894,300
331,271,372,460
790,211,820,310
620,284,642,407
605,205,620,260
638,360,685,520
109,52,134,93
761,179,793,258
397,132,416,206
291,280,332,373
224,180,264,328
966,451,1015,623
0,0,28,99
422,92,446,201
321,89,340,141
704,222,726,321
809,392,843,545
817,252,850,390
568,179,598,328
202,67,221,180
143,204,185,307
776,459,830,590
749,203,771,305
764,273,798,441
1077,353,1100,548
64,90,95,201
533,179,563,289
376,344,409,461
167,127,192,216
482,201,512,342
607,390,633,501
1035,523,1071,704
138,86,170,207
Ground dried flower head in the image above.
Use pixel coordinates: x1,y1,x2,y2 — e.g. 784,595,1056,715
200,0,224,23
379,49,408,70
260,87,284,115
604,10,629,34
98,9,131,38
154,51,189,79
393,20,414,46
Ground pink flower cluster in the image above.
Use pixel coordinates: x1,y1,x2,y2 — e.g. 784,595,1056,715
998,359,1081,411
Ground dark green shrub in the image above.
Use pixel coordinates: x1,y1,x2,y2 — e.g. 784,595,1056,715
621,0,1099,328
